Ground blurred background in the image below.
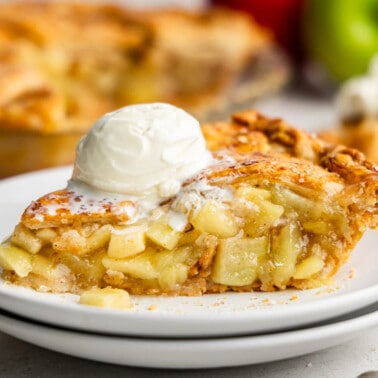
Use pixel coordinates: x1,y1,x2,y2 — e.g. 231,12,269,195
0,0,377,177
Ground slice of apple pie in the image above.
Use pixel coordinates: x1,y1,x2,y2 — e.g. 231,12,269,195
0,108,377,297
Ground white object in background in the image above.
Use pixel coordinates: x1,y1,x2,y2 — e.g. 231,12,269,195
335,54,378,121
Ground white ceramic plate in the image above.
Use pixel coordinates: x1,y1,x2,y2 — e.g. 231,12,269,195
0,304,376,369
0,167,377,338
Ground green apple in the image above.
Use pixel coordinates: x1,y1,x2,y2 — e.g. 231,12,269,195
303,0,378,81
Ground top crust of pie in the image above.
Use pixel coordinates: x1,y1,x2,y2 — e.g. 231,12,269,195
22,110,378,231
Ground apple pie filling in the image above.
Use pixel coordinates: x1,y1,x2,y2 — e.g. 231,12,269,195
0,180,356,295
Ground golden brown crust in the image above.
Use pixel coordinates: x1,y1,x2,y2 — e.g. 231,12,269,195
230,110,377,175
22,189,137,229
0,2,150,133
22,110,378,232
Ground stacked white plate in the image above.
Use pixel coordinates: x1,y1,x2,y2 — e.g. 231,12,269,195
0,167,377,369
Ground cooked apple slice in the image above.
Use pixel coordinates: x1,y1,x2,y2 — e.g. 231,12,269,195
211,236,268,286
191,200,239,238
293,255,325,279
79,287,132,309
146,221,180,250
102,249,158,280
272,224,302,288
0,243,32,277
108,226,146,258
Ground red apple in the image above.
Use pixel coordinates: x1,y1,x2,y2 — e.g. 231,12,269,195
212,0,305,59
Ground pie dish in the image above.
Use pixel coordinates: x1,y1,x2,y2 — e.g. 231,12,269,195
0,110,377,301
0,1,288,178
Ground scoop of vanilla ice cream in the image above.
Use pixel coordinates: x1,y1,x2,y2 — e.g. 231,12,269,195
336,54,378,121
72,103,213,200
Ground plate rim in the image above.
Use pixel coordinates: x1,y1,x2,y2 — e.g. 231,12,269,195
0,304,376,369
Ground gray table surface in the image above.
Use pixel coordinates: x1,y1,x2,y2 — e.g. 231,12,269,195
0,92,377,377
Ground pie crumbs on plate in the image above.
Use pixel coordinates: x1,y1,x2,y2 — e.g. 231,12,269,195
0,104,377,310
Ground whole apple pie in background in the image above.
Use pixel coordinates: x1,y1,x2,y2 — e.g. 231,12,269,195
0,1,289,178
0,109,376,302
